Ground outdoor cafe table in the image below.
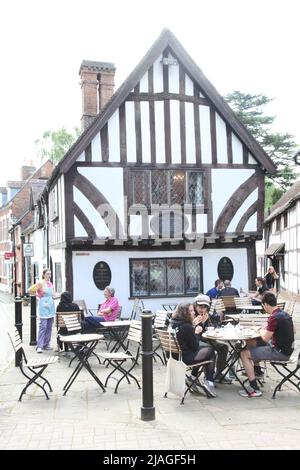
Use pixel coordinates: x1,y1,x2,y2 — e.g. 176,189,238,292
59,333,105,396
99,320,131,353
203,329,260,393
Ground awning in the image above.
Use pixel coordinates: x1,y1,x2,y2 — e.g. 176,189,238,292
264,243,285,256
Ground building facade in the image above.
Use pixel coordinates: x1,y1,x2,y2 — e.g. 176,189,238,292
44,29,275,314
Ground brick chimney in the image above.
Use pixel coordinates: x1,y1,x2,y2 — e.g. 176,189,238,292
79,60,116,131
21,165,36,181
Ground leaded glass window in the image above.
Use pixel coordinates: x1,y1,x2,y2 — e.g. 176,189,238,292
187,172,203,205
132,171,150,205
151,171,168,204
130,257,202,297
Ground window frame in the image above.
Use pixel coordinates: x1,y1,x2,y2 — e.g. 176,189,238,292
130,169,206,208
129,256,203,298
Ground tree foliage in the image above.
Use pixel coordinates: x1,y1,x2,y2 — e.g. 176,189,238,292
35,127,81,164
225,91,298,194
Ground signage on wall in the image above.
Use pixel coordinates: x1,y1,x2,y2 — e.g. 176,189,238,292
4,252,15,260
23,243,34,257
217,257,234,281
93,261,112,290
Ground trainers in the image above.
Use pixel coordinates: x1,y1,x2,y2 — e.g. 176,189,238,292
202,379,217,398
186,376,200,393
239,387,262,398
43,345,53,351
214,375,232,384
36,347,43,353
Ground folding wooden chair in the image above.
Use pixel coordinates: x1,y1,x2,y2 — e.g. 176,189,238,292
156,330,213,404
97,320,142,393
8,328,58,401
59,313,102,366
267,347,300,399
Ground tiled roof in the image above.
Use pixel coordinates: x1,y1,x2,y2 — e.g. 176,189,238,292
265,180,300,223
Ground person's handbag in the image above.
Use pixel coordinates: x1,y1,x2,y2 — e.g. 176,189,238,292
165,355,186,397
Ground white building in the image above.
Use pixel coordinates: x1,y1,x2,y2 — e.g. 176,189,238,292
40,29,276,314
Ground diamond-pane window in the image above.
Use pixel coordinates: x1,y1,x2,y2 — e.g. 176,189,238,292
187,172,203,205
151,171,168,204
167,259,184,294
149,259,166,295
132,172,150,205
185,258,201,293
131,260,148,296
170,171,185,204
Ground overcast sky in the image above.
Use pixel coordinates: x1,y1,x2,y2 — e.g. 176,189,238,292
1,0,299,185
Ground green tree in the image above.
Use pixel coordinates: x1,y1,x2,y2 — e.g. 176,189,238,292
225,91,298,209
35,127,81,164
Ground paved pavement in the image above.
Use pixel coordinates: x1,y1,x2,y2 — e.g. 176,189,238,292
0,294,300,450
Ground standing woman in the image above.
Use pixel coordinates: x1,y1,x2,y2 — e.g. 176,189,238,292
29,268,55,353
265,265,279,291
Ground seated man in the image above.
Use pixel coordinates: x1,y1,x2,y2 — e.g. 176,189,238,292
82,286,120,332
239,291,294,398
206,279,224,299
218,279,239,298
249,277,268,305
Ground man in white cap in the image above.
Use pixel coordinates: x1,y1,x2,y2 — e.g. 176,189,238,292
193,293,232,384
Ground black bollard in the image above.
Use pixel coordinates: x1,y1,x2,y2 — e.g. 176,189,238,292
29,294,37,346
140,309,155,421
14,297,23,367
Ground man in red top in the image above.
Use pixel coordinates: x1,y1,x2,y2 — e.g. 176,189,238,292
239,291,294,398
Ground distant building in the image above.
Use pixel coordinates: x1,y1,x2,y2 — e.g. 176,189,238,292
257,177,300,297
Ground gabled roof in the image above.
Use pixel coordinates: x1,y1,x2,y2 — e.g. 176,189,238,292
265,179,300,223
53,28,276,180
29,180,48,209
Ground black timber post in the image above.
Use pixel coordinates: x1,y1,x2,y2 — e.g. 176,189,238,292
140,309,155,421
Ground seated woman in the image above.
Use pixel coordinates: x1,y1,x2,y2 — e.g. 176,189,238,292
56,291,81,352
82,286,120,332
190,295,232,383
171,303,217,397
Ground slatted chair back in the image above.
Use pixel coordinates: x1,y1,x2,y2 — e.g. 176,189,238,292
234,297,253,309
56,311,82,332
285,300,296,317
127,320,142,344
276,302,286,310
8,327,24,355
156,329,213,403
239,314,268,329
221,296,237,311
209,298,225,315
154,311,168,329
7,328,58,401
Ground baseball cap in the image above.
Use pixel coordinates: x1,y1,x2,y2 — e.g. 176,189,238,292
194,294,210,307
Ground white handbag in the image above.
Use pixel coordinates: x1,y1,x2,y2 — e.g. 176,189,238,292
165,354,186,398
